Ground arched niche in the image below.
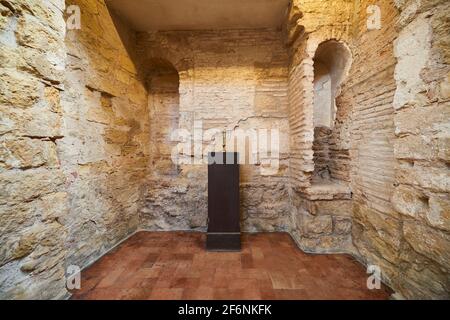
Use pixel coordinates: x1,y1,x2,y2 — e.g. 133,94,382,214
312,40,352,184
146,58,180,176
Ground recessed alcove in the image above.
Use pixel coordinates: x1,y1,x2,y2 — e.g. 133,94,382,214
309,40,352,199
146,58,180,176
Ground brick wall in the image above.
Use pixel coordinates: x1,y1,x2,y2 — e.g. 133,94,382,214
137,29,291,232
342,0,400,293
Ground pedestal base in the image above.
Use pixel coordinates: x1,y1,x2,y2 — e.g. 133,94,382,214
206,232,241,251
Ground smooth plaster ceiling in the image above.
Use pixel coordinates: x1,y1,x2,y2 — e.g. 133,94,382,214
106,0,291,31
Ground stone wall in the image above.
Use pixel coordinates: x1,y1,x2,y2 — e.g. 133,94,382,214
1,0,149,299
344,0,450,299
61,0,149,269
137,30,291,232
288,0,449,299
389,0,449,299
0,0,68,299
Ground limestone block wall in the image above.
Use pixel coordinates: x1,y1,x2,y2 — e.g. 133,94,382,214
61,0,149,268
1,0,149,299
389,0,450,299
341,0,449,299
137,30,291,232
0,0,68,299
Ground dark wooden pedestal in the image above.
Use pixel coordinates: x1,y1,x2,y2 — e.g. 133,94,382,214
206,152,240,251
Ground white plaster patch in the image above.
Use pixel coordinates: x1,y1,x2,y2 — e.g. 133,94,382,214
0,16,18,48
393,15,432,110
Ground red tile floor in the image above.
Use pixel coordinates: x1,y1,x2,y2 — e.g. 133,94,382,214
70,232,392,300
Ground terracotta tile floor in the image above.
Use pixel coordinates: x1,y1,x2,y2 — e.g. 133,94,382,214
70,232,392,300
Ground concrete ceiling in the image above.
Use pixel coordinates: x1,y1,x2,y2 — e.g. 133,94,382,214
106,0,291,31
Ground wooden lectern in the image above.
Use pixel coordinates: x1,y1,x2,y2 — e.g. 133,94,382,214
206,152,240,251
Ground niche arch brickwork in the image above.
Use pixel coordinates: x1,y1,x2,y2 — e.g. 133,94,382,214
312,40,352,184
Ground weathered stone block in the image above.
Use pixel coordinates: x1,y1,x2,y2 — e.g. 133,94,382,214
0,137,59,169
436,136,450,161
334,216,352,235
16,13,63,53
310,199,352,216
427,195,450,231
394,104,450,136
0,169,65,206
38,192,69,222
391,185,429,218
0,71,41,107
304,215,333,235
0,104,63,138
21,47,65,84
299,234,353,254
403,220,450,268
397,161,450,193
394,135,436,161
393,15,431,110
0,203,33,236
353,203,402,250
352,221,401,266
399,241,450,299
